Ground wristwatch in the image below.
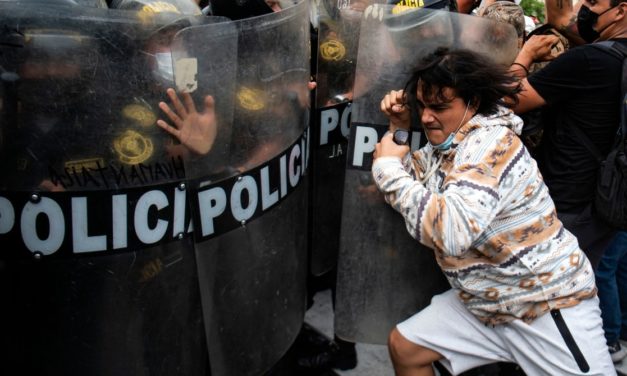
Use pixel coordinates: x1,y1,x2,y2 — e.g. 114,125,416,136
330,94,349,104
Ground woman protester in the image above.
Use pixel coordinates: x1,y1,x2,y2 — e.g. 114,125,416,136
373,48,615,375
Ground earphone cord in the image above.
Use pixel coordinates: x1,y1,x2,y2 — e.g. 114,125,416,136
417,150,444,185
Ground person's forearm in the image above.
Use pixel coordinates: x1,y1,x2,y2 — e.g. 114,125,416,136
545,0,573,27
545,0,586,46
372,157,499,256
457,0,480,14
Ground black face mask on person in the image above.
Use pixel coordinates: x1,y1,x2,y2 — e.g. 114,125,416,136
577,4,616,43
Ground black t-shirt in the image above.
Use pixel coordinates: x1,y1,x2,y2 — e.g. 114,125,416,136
527,39,626,213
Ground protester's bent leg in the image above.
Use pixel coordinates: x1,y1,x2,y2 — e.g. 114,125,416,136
393,289,511,375
388,328,442,376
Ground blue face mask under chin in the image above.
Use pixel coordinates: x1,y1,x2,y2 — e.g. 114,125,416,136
432,132,456,151
429,101,471,151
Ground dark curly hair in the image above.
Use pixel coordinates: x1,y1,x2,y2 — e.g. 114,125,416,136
403,48,521,121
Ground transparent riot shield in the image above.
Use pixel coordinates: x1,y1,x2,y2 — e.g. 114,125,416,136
309,0,386,277
0,4,233,375
335,5,519,344
183,1,311,375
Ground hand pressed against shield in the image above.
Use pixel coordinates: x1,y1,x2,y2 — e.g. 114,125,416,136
157,88,217,156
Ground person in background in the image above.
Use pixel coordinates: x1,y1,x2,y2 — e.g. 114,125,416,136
478,0,526,48
596,232,627,363
508,0,627,365
509,0,626,269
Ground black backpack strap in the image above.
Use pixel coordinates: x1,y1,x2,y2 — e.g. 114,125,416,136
613,43,627,144
570,123,604,163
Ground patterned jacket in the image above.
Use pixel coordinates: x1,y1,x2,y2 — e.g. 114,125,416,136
372,106,596,325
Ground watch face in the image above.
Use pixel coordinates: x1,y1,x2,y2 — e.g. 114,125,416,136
393,129,409,145
331,94,348,104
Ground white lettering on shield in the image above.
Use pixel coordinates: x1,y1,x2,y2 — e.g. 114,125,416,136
196,132,308,238
1,185,189,256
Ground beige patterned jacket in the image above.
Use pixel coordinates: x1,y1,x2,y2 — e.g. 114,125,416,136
372,107,596,325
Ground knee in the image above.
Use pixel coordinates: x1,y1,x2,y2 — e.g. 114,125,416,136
388,328,436,368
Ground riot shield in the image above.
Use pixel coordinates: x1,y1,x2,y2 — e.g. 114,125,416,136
335,5,519,344
309,0,386,276
0,4,234,375
184,1,311,375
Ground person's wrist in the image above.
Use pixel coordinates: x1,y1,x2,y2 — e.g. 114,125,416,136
389,119,410,132
330,94,348,104
511,62,529,77
515,49,534,67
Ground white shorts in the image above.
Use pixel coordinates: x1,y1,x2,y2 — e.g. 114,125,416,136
396,289,615,376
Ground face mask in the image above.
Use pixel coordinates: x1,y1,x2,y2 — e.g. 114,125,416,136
577,5,614,43
153,52,174,85
430,101,471,151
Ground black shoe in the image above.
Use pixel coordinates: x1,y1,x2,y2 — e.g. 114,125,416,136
295,324,334,350
609,341,627,363
297,341,357,371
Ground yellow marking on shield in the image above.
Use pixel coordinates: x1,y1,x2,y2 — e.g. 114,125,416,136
113,130,154,165
237,87,265,111
123,104,157,127
141,2,181,14
320,39,346,61
392,0,425,14
65,157,106,171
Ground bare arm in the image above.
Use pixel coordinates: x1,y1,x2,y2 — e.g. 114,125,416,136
457,0,480,14
505,34,558,113
545,0,586,46
512,78,546,114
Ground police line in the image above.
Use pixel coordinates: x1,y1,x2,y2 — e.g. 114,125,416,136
0,129,310,259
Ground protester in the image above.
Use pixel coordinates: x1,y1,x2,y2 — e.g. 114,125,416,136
374,47,614,376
